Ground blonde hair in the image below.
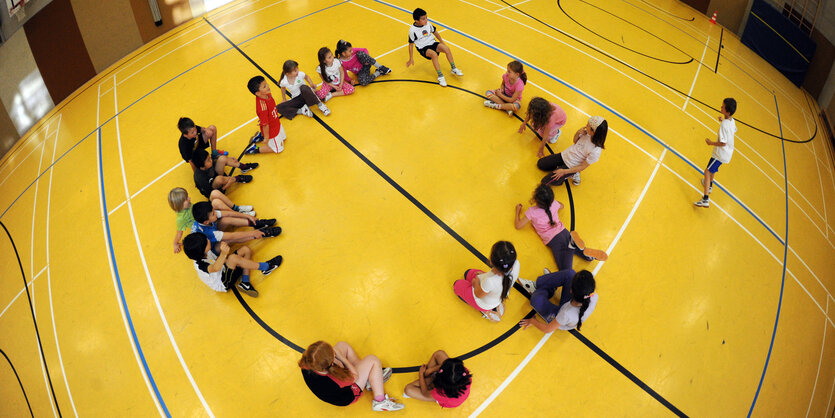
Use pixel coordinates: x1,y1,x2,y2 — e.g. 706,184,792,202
298,341,354,382
168,187,189,211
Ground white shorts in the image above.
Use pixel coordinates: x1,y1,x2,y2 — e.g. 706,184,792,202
266,125,287,153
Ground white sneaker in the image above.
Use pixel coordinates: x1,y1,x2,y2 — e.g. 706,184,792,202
323,92,333,103
297,105,312,118
518,278,536,293
694,198,709,208
451,67,464,76
701,178,713,194
543,267,551,275
495,302,505,317
243,210,256,216
317,103,331,116
438,75,447,87
483,100,500,110
571,172,581,186
482,310,501,322
548,128,561,144
236,205,253,212
372,394,405,411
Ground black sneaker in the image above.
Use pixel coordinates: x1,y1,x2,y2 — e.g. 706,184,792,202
244,143,259,154
237,281,259,297
240,162,259,173
261,226,282,238
236,174,253,183
251,131,263,143
378,65,391,75
263,255,283,275
254,218,276,229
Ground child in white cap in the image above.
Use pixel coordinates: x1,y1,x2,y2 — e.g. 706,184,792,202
537,116,608,186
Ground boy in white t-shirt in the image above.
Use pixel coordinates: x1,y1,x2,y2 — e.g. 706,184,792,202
405,8,463,87
695,98,737,208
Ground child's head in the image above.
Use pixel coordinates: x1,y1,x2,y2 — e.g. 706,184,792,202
507,60,527,85
533,183,556,226
412,7,427,24
433,357,471,399
571,270,596,330
168,187,191,212
191,148,211,170
192,201,216,225
183,232,210,261
317,47,335,82
279,60,300,82
526,97,553,132
298,341,353,382
247,75,267,95
722,97,736,116
489,240,517,301
335,39,353,59
177,117,197,137
587,116,608,149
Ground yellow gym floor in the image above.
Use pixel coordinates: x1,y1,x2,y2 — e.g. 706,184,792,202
1,0,834,416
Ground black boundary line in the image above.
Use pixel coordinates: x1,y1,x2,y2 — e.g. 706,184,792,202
714,27,723,74
635,0,694,21
209,17,687,414
0,348,34,418
568,0,694,65
501,0,818,143
0,221,62,417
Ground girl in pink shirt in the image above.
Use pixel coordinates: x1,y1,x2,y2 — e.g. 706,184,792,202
514,184,606,290
518,97,568,157
403,350,471,409
336,40,392,86
484,60,527,116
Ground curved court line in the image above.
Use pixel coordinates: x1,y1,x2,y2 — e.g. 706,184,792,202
501,0,818,144
0,221,62,417
0,348,34,418
747,95,790,417
559,0,694,65
633,0,694,21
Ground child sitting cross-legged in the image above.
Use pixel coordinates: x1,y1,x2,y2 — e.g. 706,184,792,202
183,233,282,297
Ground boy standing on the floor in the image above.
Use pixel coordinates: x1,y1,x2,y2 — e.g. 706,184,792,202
695,98,737,208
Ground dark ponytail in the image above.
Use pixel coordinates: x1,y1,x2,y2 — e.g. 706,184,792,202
433,358,471,398
533,184,556,226
280,60,298,84
490,241,517,301
591,120,608,149
317,47,332,83
571,270,596,331
335,39,352,58
508,60,526,85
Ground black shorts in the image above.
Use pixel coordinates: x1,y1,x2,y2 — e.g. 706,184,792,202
221,266,243,290
417,42,440,59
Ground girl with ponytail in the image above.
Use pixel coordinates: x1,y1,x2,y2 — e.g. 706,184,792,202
519,270,597,332
483,60,527,116
514,184,607,285
453,241,520,322
403,350,472,408
299,341,404,411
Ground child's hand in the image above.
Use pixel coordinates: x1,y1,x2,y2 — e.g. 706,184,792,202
253,230,265,239
717,115,723,122
406,58,414,67
219,242,230,254
419,364,427,376
537,147,546,159
705,138,711,145
519,318,533,329
173,242,181,253
516,203,523,214
518,123,526,134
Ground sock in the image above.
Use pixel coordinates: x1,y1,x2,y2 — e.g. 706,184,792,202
241,274,250,283
258,262,269,271
703,195,709,200
374,395,385,402
372,60,380,68
436,70,443,77
248,219,255,226
373,70,380,77
232,205,240,211
450,62,457,69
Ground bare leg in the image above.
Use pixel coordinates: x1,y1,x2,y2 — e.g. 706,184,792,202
209,190,235,211
211,176,235,191
702,169,712,196
214,155,241,173
202,125,218,151
217,217,249,229
426,350,448,370
219,231,259,244
425,50,441,72
225,246,254,277
404,380,434,401
436,43,456,66
333,342,385,398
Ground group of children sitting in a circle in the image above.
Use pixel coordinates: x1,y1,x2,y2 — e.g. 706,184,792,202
166,7,612,411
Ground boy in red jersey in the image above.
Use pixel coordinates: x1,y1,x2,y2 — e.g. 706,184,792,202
245,76,287,154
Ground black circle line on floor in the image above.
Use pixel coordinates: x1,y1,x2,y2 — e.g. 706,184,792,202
504,0,818,144
209,16,686,415
0,348,34,418
561,0,694,64
632,0,695,21
0,221,62,417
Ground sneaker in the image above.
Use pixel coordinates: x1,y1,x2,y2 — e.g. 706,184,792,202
371,394,405,412
450,67,464,76
244,144,259,154
495,302,505,317
543,267,551,275
694,198,710,208
254,218,276,229
483,100,500,110
317,103,331,116
239,162,258,173
482,310,501,322
243,210,256,217
582,248,608,261
251,131,263,143
569,231,586,250
506,110,514,117
236,205,254,213
438,75,447,87
571,172,581,186
549,128,561,144
263,255,283,275
701,178,713,194
518,278,536,293
378,65,392,75
297,105,313,118
235,174,253,183
366,367,393,390
237,281,259,297
261,226,282,238
323,92,333,103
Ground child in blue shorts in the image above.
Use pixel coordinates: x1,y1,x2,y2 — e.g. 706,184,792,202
695,98,737,208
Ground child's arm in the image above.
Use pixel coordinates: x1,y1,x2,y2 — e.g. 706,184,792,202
434,30,446,44
573,126,588,144
406,43,415,67
173,230,184,253
515,204,530,229
280,86,288,102
335,350,359,381
471,275,487,299
261,124,270,143
208,242,230,273
418,365,433,397
518,114,531,133
519,316,561,333
304,74,316,88
705,137,726,146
